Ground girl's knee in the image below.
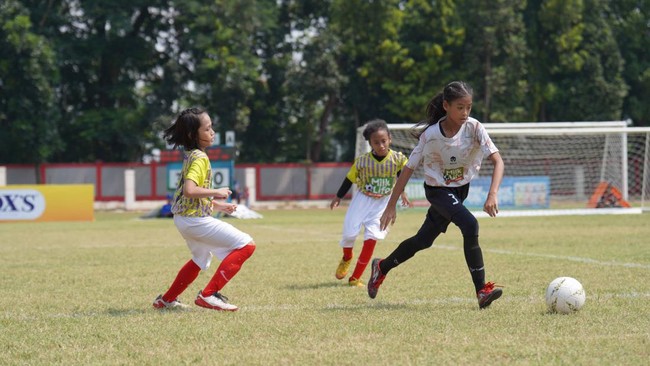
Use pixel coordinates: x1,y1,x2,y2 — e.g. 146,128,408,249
454,211,479,236
241,243,256,258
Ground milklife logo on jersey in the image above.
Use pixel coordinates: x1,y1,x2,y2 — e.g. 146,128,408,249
0,189,46,220
443,156,464,185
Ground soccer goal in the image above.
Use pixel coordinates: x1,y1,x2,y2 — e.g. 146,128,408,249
355,121,650,216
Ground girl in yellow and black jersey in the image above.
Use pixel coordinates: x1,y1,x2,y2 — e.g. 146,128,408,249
330,119,411,287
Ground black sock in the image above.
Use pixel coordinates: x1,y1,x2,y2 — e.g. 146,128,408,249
464,235,485,293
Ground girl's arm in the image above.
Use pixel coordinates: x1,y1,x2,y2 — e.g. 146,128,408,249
183,179,231,199
380,166,414,230
483,152,504,217
330,178,353,209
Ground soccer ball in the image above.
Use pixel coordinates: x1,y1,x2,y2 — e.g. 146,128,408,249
545,277,586,314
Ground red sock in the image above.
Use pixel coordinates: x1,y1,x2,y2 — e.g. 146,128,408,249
202,245,255,296
343,247,353,261
350,239,376,280
162,259,201,302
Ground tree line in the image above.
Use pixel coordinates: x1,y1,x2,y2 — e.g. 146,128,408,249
1,0,648,165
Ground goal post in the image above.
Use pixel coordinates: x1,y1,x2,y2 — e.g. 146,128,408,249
355,121,650,216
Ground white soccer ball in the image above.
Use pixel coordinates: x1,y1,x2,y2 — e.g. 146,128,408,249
545,277,586,314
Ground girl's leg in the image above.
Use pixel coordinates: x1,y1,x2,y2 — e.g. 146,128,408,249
349,239,376,282
162,259,201,302
336,195,365,279
379,215,442,275
201,243,256,296
336,242,355,280
451,207,485,293
342,247,354,261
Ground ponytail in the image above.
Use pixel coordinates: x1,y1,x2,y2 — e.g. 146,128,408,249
411,81,473,139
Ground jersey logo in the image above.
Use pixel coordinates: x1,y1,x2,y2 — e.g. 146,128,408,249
443,167,464,185
363,177,394,197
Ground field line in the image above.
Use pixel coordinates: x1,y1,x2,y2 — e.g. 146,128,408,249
434,244,650,269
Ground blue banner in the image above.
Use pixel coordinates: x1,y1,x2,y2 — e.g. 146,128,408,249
405,176,550,209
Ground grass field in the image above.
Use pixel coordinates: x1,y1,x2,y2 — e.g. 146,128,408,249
1,208,649,365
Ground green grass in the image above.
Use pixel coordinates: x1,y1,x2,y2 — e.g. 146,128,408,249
1,209,649,365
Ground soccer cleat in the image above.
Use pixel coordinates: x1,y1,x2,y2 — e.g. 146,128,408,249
477,282,503,309
348,277,364,287
152,294,190,310
367,258,386,299
195,291,238,311
335,257,352,280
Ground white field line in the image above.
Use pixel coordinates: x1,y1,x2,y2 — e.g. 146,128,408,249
4,244,649,320
434,244,650,270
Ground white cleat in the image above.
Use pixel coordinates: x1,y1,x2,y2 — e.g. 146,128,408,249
194,291,238,311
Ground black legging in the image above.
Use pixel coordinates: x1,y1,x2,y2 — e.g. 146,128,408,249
379,186,486,291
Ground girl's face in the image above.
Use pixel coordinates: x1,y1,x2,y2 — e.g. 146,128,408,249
443,95,472,125
197,113,215,149
368,128,391,157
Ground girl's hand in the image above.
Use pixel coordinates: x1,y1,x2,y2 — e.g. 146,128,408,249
213,200,237,215
380,206,397,231
483,193,499,217
400,192,413,208
330,197,341,210
214,187,232,199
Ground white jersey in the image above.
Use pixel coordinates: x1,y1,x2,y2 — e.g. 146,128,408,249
406,117,498,187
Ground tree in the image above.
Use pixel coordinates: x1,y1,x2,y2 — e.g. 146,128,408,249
330,0,405,125
460,0,530,122
0,0,61,165
283,28,347,162
547,0,626,121
173,1,269,135
391,0,466,122
526,0,626,122
22,0,176,162
609,0,650,126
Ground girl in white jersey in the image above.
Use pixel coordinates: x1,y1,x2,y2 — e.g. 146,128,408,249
366,81,505,309
152,107,256,312
330,120,410,287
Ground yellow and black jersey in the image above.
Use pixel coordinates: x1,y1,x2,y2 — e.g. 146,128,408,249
347,150,408,198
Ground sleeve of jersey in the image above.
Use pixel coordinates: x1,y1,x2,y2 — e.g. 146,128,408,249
477,124,499,156
406,134,426,170
186,157,210,187
399,152,408,170
345,160,359,182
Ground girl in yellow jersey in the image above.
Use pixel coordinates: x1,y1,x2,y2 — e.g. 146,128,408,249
330,119,411,287
153,108,255,312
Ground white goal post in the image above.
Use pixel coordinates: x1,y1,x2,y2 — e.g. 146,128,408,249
355,121,650,216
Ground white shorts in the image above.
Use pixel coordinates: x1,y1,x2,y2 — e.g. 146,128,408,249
173,215,253,270
339,193,390,247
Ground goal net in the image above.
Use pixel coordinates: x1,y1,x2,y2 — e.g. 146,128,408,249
355,121,650,216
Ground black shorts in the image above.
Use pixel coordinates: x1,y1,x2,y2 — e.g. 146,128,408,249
423,183,471,233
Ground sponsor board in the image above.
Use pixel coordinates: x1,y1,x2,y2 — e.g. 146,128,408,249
0,185,94,222
405,176,550,209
